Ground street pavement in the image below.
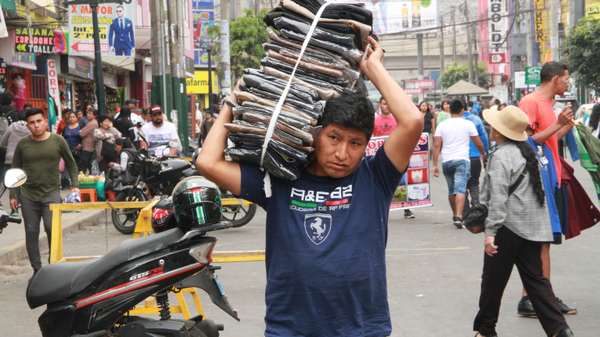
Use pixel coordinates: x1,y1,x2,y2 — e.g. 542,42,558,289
1,157,599,336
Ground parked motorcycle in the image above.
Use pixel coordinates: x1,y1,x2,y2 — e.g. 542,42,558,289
111,149,256,234
16,171,241,337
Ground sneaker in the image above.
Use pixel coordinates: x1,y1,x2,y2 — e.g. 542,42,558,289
557,297,577,315
452,216,464,229
518,296,536,316
10,210,18,217
404,209,415,219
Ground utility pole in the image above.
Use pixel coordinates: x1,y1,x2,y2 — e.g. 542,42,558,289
451,6,457,63
439,16,445,73
464,0,473,83
221,0,231,96
417,34,423,79
166,0,188,150
526,0,533,67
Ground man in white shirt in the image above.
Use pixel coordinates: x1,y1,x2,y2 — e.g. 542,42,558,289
140,105,178,157
432,99,486,228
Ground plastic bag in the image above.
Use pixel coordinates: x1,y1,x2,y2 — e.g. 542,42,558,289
91,160,100,176
63,192,81,203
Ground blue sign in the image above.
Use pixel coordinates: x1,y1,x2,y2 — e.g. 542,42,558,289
192,0,213,9
195,50,217,67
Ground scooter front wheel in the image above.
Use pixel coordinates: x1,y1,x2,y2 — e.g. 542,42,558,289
111,189,148,234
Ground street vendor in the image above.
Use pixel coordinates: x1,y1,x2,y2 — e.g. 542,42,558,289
197,37,423,336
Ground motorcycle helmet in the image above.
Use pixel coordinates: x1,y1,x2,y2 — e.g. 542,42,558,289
172,176,222,229
151,196,177,233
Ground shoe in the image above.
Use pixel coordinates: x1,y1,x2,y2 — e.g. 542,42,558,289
404,209,415,219
518,296,536,316
453,216,464,229
10,210,18,217
554,328,574,337
557,297,577,315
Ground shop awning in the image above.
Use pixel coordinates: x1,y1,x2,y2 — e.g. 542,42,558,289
442,80,489,96
80,56,135,72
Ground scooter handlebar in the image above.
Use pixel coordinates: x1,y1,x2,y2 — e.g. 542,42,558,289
8,216,21,224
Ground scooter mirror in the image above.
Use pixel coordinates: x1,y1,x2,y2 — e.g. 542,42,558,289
4,169,27,189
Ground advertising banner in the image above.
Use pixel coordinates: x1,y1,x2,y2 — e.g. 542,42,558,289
526,66,541,86
489,0,508,54
186,71,218,94
364,0,437,35
68,2,136,56
193,10,214,49
365,133,432,210
47,59,61,116
195,50,217,67
15,28,56,53
0,4,8,38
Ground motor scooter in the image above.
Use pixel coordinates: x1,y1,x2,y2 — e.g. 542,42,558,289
2,169,240,337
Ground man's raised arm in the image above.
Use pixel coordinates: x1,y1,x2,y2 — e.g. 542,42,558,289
359,37,423,172
196,89,242,196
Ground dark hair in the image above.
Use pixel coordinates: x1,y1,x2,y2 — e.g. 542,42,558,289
494,99,501,105
449,99,464,114
467,101,474,107
379,96,386,103
88,108,98,117
515,141,545,207
441,99,450,110
23,103,33,109
26,107,45,120
0,91,14,105
418,100,430,113
540,61,568,83
98,114,113,124
117,105,131,118
320,87,374,140
115,137,133,149
590,104,600,133
499,103,507,110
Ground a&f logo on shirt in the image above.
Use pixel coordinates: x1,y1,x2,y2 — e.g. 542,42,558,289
304,213,332,245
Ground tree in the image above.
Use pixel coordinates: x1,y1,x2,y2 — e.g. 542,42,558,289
206,8,269,81
563,17,600,88
439,62,489,88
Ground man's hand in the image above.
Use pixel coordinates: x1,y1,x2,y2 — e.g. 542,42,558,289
110,46,115,52
485,235,497,257
481,154,488,165
358,37,385,80
10,199,18,211
433,166,439,177
557,102,573,126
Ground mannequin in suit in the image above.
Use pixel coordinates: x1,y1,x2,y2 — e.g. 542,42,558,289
108,5,135,56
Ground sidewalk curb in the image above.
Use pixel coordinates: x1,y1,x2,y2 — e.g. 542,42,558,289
0,210,105,266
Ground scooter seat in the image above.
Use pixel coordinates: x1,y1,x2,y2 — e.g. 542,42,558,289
26,228,185,309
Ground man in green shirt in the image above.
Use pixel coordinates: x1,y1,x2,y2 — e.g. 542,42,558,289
9,108,79,275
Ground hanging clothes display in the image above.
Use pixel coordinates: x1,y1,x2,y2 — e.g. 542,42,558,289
574,124,600,200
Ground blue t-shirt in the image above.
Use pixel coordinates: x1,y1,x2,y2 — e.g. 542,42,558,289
240,147,403,337
63,125,82,149
462,111,489,158
525,137,561,235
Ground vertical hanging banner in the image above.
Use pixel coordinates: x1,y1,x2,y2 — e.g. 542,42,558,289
47,59,62,117
68,2,136,56
0,4,8,38
365,133,432,210
488,0,508,59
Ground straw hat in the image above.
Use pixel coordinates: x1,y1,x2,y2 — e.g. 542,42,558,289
482,106,529,141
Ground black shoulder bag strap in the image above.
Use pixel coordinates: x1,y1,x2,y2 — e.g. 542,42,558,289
508,165,529,196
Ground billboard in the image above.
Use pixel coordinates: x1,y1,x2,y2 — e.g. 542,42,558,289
488,0,508,54
68,3,136,57
193,11,214,49
363,0,438,35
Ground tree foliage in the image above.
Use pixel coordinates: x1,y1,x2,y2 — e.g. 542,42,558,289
205,8,269,81
439,61,489,88
563,17,600,88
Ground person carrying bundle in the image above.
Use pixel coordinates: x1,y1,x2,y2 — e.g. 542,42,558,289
198,37,423,337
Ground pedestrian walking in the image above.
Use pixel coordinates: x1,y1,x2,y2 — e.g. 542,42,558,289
461,101,489,217
436,99,451,126
473,106,574,337
199,111,214,146
197,37,423,337
9,108,79,278
1,111,30,212
373,97,396,137
516,61,577,316
79,108,98,174
432,99,486,228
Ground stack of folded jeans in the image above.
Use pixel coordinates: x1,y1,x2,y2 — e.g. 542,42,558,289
224,0,373,180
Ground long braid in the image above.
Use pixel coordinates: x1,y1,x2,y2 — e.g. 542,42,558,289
516,141,546,207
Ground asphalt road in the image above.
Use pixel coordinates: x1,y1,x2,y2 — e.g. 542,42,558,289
1,158,599,336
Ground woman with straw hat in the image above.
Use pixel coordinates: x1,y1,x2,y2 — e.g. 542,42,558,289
473,106,573,337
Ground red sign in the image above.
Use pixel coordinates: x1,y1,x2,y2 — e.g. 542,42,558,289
410,79,436,89
489,53,506,64
404,87,423,95
71,42,109,53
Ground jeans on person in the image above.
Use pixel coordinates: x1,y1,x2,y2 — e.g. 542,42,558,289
463,157,482,216
442,159,471,195
79,150,94,175
19,191,62,271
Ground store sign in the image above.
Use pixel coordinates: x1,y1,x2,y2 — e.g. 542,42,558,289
489,0,508,54
587,1,600,19
404,87,423,95
14,28,56,54
0,4,8,38
186,71,217,94
0,61,7,92
489,53,506,64
534,0,546,43
68,56,94,80
363,1,437,35
68,3,136,57
410,79,435,89
526,66,541,86
515,71,526,89
192,0,213,9
47,59,62,115
366,134,432,210
194,50,217,67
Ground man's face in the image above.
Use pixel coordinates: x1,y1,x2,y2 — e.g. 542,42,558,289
555,70,570,95
27,114,47,137
116,7,125,19
311,124,367,179
379,99,390,115
151,112,163,126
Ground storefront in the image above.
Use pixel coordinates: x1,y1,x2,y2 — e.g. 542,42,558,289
60,56,95,112
186,70,218,139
